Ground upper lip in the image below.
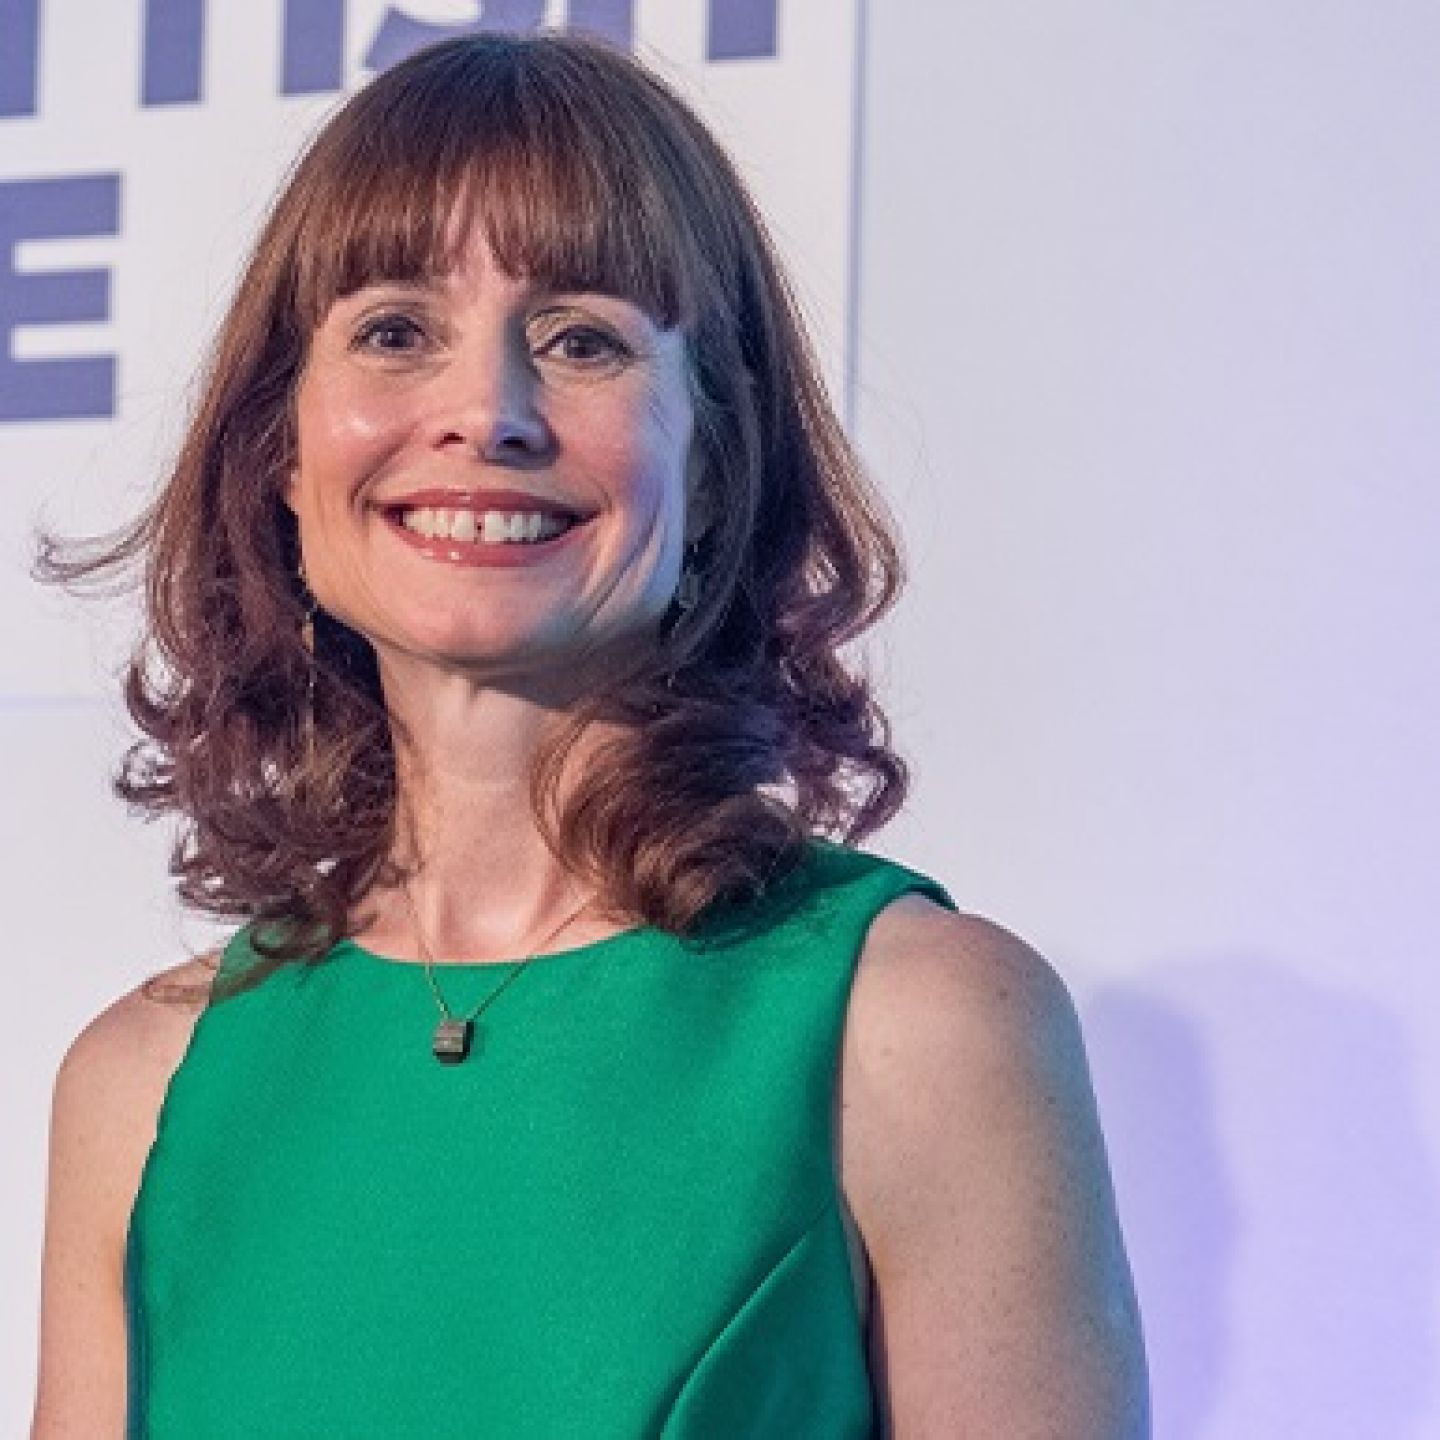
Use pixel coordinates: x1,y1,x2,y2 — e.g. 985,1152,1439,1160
380,488,591,520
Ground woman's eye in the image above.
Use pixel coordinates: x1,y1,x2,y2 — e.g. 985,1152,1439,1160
352,314,426,352
538,325,629,366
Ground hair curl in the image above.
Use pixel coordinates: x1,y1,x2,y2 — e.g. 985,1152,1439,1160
34,32,915,965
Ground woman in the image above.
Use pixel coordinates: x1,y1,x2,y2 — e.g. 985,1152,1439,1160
31,32,1149,1439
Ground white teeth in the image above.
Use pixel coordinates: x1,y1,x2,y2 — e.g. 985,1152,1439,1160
398,507,574,544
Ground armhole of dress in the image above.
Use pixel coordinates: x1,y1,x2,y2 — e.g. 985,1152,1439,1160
880,868,960,920
833,860,961,1340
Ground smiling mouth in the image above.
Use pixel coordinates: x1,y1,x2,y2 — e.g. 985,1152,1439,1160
382,505,586,546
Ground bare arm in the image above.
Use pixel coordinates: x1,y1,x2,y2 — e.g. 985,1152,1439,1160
30,960,213,1439
844,897,1150,1438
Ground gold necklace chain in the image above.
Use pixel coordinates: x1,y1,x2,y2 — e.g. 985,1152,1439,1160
401,878,596,1064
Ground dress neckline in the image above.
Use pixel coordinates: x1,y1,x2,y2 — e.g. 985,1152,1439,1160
330,921,659,969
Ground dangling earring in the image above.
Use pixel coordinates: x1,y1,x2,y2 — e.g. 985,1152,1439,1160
297,555,318,771
664,541,703,693
674,540,702,615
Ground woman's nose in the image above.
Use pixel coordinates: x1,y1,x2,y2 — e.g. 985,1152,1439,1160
429,341,553,465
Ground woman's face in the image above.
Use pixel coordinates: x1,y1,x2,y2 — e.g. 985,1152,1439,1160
285,224,700,695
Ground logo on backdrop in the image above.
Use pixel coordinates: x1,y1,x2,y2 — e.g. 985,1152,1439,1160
0,0,780,422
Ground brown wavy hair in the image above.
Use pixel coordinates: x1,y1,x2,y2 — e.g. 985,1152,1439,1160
33,31,915,965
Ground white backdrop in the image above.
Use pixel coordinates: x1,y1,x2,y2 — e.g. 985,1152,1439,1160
855,5,1439,1436
7,2,1440,1436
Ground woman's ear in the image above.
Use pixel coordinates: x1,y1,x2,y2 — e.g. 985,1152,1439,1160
282,469,299,516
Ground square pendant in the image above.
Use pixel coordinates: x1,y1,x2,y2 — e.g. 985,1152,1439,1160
433,1017,474,1064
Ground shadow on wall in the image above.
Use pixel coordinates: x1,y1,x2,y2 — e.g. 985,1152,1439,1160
1081,959,1439,1440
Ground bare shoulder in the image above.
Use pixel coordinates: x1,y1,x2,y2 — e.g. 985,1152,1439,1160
839,893,1150,1438
53,950,220,1244
840,893,1087,1240
60,951,220,1124
854,891,1076,1040
32,951,221,1435
48,950,221,1256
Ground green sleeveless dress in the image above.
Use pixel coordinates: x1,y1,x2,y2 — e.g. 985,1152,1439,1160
124,838,957,1437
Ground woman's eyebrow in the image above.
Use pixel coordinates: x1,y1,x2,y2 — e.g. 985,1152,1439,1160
526,286,664,320
345,276,444,298
335,267,471,301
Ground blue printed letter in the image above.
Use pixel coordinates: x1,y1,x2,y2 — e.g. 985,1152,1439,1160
567,0,633,49
142,0,204,105
365,2,546,75
282,0,345,95
708,0,778,61
0,0,40,117
0,175,120,422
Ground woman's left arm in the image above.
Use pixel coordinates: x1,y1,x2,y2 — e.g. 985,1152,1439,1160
844,896,1151,1439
